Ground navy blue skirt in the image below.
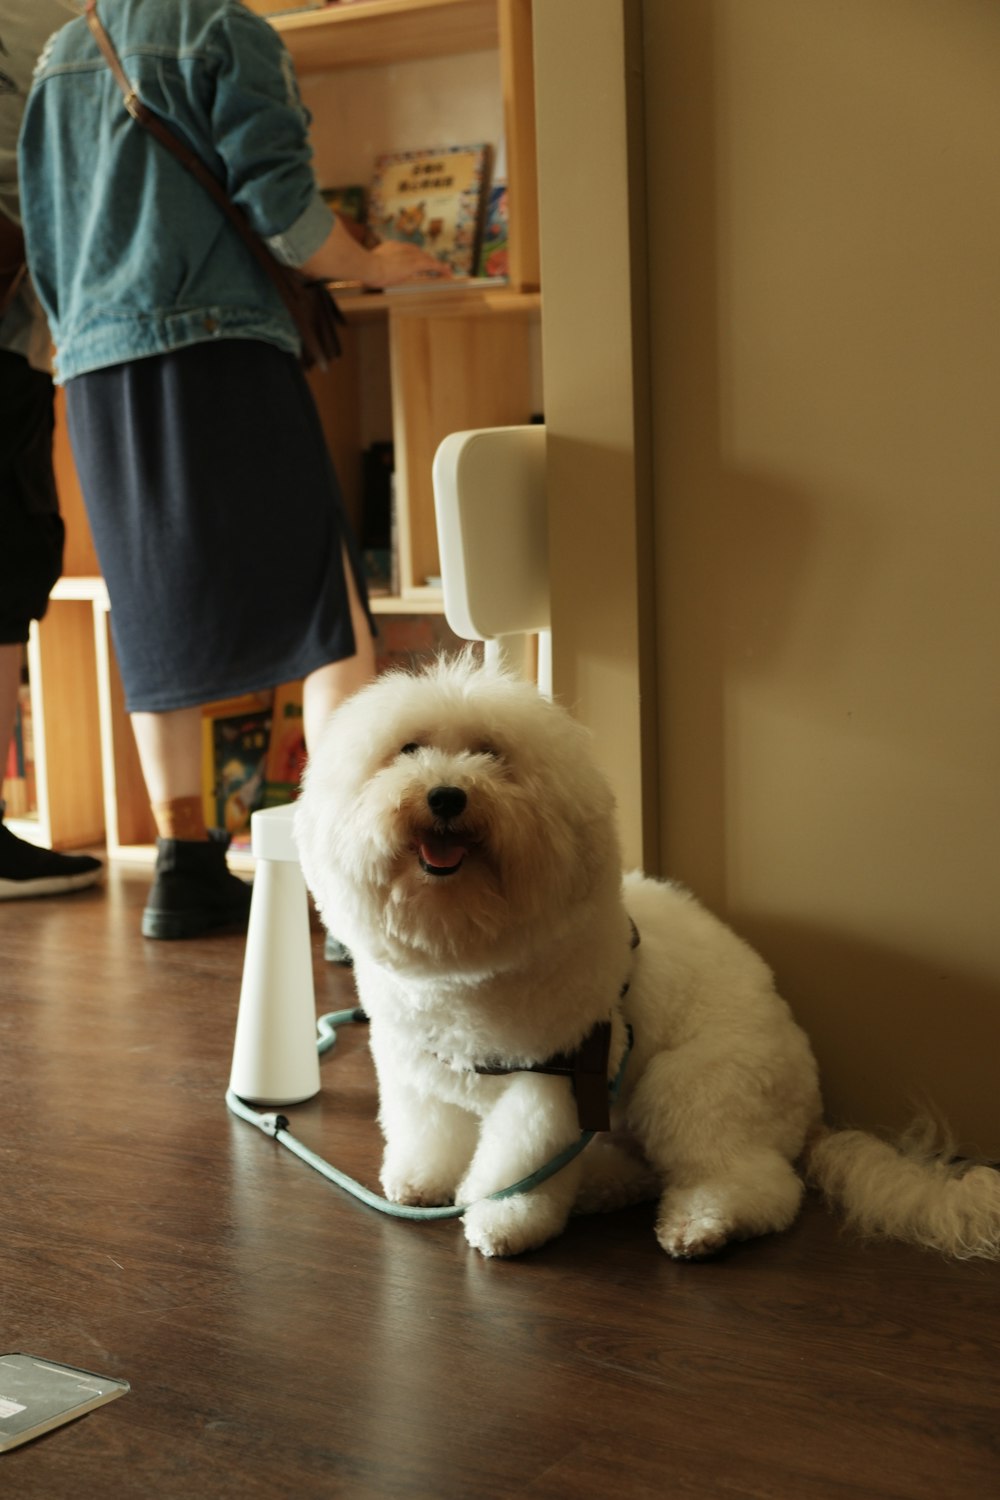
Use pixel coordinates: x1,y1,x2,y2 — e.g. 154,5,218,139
65,341,374,712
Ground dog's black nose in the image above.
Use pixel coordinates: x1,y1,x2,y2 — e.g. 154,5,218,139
427,785,467,821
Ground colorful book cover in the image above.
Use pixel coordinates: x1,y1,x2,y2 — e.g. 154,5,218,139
2,691,28,818
4,707,21,783
321,185,369,246
369,144,490,277
476,181,509,280
201,694,273,840
262,680,307,808
17,682,35,811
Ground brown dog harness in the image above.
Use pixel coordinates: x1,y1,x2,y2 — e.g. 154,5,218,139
473,920,640,1132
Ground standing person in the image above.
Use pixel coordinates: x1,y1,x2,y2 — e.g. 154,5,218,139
0,0,103,901
18,0,447,939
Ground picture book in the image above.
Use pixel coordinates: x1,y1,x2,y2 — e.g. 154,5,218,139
321,185,369,246
476,181,509,280
201,694,273,843
262,680,307,808
368,145,491,277
2,683,35,818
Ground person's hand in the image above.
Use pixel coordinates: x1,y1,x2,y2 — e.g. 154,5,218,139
364,240,452,289
302,215,452,289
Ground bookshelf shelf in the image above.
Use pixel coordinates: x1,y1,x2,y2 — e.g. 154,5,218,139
337,286,542,321
372,591,445,614
8,0,540,861
49,575,446,622
273,0,499,73
50,575,109,606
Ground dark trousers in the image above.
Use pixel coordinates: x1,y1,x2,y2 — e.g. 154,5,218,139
0,349,64,645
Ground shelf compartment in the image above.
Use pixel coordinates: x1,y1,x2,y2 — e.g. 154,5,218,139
277,0,539,291
19,594,106,850
390,299,540,592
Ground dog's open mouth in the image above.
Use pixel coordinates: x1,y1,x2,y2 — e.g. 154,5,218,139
417,833,471,877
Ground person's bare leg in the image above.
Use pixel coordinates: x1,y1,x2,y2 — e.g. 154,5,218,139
129,705,202,803
302,547,376,752
129,704,208,839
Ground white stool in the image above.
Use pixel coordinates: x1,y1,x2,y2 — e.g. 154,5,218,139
229,802,321,1106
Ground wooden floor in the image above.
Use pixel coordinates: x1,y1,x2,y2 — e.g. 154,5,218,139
3,859,998,1499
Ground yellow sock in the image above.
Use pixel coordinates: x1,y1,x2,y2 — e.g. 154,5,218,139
152,796,210,842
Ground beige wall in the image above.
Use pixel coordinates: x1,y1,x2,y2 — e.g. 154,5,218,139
644,0,1000,1152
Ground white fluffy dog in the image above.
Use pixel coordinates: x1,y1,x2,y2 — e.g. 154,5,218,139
296,655,1000,1261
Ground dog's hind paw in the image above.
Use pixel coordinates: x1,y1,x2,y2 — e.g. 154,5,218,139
463,1196,569,1258
656,1212,733,1260
654,1160,803,1258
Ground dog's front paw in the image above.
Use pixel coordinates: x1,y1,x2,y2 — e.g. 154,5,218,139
380,1164,455,1208
462,1194,569,1258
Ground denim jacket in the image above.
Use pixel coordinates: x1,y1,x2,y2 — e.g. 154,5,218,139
0,0,75,371
18,0,333,383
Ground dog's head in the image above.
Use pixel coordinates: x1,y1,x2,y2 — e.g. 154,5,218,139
295,654,622,975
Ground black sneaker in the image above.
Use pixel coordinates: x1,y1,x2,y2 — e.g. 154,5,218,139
141,830,253,940
0,800,103,900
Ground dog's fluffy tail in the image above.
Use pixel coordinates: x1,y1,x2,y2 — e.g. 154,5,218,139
805,1120,1000,1260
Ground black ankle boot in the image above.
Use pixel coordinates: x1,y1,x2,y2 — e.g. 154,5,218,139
141,830,253,940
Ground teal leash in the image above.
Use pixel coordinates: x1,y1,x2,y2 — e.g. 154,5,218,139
226,1009,633,1221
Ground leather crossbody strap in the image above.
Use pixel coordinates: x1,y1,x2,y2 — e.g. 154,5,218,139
83,1,336,348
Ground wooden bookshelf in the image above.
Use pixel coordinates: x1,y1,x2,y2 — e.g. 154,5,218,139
10,0,541,857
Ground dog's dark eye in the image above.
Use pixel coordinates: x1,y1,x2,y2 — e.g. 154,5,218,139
400,742,421,756
478,743,501,760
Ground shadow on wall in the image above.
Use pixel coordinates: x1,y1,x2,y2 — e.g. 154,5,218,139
735,912,1000,1162
647,0,1000,1155
719,470,884,690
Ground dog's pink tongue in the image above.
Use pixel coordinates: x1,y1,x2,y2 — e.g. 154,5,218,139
420,839,465,870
